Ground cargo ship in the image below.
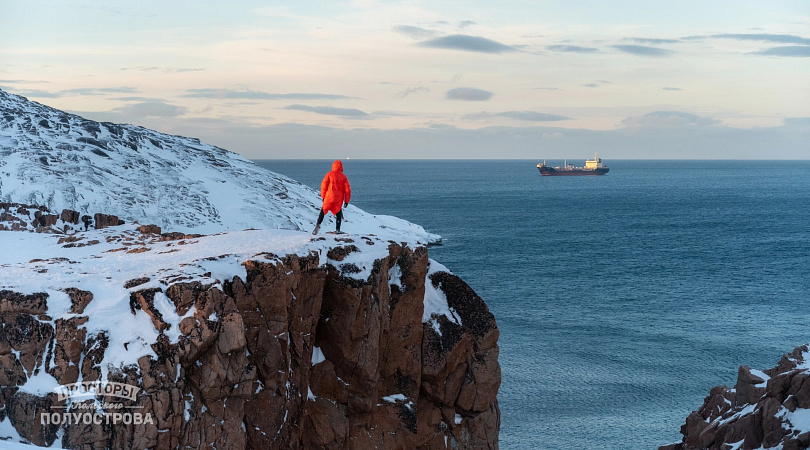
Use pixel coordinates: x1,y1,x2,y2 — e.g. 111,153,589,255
537,154,609,176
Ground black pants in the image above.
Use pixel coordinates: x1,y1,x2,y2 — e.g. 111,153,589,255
317,209,342,231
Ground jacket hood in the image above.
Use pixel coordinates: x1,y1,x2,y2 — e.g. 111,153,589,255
332,160,343,172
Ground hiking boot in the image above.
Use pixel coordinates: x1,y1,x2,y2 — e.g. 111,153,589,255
312,224,320,235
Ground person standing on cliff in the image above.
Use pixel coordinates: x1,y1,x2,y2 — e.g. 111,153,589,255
313,160,351,235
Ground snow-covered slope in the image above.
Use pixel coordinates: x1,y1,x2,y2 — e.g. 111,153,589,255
0,89,439,244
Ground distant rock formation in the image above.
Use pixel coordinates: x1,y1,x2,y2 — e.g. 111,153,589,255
661,346,810,450
0,213,500,449
0,202,124,233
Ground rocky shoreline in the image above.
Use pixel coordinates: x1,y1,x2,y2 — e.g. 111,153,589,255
661,345,810,450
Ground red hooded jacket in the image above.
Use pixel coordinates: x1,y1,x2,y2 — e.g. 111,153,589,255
320,160,351,215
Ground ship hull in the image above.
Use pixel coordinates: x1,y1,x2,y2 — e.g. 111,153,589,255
538,167,609,176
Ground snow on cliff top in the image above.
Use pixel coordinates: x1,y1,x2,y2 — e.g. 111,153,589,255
0,224,396,390
0,89,439,244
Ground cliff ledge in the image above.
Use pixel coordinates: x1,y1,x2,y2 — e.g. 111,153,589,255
0,203,500,449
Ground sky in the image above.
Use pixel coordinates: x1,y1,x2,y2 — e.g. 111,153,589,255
1,0,809,159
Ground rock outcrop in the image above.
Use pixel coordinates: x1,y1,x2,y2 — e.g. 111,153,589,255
0,215,500,449
661,345,810,450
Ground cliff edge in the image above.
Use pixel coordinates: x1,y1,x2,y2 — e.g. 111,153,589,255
0,204,500,449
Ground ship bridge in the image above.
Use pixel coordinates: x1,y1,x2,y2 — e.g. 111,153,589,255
585,153,606,169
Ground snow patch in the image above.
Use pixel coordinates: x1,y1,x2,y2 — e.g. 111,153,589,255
17,363,60,396
422,259,462,336
777,406,810,435
750,368,770,388
382,394,407,403
388,263,402,290
311,346,326,366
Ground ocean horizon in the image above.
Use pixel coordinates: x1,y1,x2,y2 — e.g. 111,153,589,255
256,159,810,449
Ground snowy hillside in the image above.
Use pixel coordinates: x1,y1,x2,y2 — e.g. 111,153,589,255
0,89,439,244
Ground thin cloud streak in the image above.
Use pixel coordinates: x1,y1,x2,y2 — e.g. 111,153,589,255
111,101,188,118
392,25,438,39
611,45,674,57
282,104,369,117
621,111,720,127
684,33,810,45
751,46,810,57
417,35,518,54
184,89,355,100
546,45,599,53
62,87,139,96
446,87,493,101
0,79,51,84
397,86,431,98
0,86,139,98
627,37,681,45
464,111,572,122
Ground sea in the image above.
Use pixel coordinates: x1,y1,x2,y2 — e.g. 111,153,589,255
255,159,810,450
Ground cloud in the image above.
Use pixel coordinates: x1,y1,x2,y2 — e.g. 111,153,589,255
546,45,599,53
10,87,140,98
282,104,369,117
582,80,610,88
445,87,493,101
627,37,681,45
3,89,61,98
417,35,518,54
621,111,720,128
62,87,139,95
114,96,167,102
611,45,674,57
662,87,683,91
120,67,205,73
497,111,570,122
458,20,476,29
369,110,415,118
111,101,187,118
183,89,355,100
686,33,810,45
465,111,571,122
751,46,810,57
0,79,50,84
397,86,431,98
392,25,438,39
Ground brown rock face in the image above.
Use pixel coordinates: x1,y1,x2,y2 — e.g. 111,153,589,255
0,203,123,234
661,345,810,450
93,212,121,229
0,242,500,449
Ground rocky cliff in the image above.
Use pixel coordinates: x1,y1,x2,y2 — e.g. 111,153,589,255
661,346,810,450
0,203,500,449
